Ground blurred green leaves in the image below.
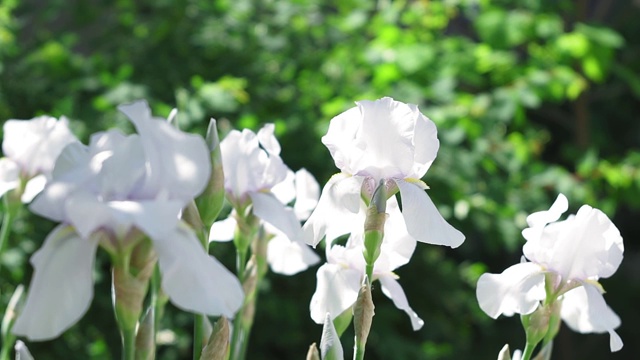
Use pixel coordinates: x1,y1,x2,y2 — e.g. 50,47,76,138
0,0,639,359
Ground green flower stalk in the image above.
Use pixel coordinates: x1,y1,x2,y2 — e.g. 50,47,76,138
0,285,24,360
230,226,268,360
112,238,157,360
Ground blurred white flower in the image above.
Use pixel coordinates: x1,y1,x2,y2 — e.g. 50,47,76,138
303,97,464,249
476,194,624,352
210,168,320,275
0,116,77,202
12,101,243,341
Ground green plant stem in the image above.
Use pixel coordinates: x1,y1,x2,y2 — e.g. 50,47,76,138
121,325,136,360
193,227,209,360
229,220,264,360
354,342,365,360
0,334,15,360
0,202,15,274
0,210,15,360
521,341,536,360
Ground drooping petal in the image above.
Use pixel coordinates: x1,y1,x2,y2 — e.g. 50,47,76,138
395,179,464,248
379,276,424,330
154,223,244,318
0,158,19,197
30,182,75,222
118,100,211,202
476,262,546,319
310,263,361,324
12,225,98,341
209,215,237,242
267,234,320,275
293,168,320,221
250,192,302,242
21,175,47,203
302,174,362,247
96,134,146,200
65,194,182,240
379,196,417,270
271,169,296,205
560,283,622,352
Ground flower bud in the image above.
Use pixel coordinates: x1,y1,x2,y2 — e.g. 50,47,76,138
353,279,375,353
521,304,552,348
135,307,155,360
196,119,226,227
306,343,320,360
497,344,512,360
320,313,344,360
200,317,230,360
14,340,34,360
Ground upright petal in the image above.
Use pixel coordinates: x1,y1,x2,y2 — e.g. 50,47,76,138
379,276,424,330
353,98,415,179
257,123,281,155
528,205,624,282
154,224,243,318
12,225,98,341
525,194,569,228
560,283,622,352
476,262,546,319
409,104,439,179
395,179,464,248
310,263,361,324
118,100,211,201
321,106,363,175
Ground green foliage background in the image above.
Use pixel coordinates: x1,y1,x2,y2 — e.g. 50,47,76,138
1,0,639,359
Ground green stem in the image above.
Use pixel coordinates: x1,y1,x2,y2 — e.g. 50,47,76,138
354,342,366,360
193,227,209,360
193,315,204,360
229,220,265,360
0,334,15,360
150,266,161,335
121,325,136,360
521,341,537,360
0,202,15,274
